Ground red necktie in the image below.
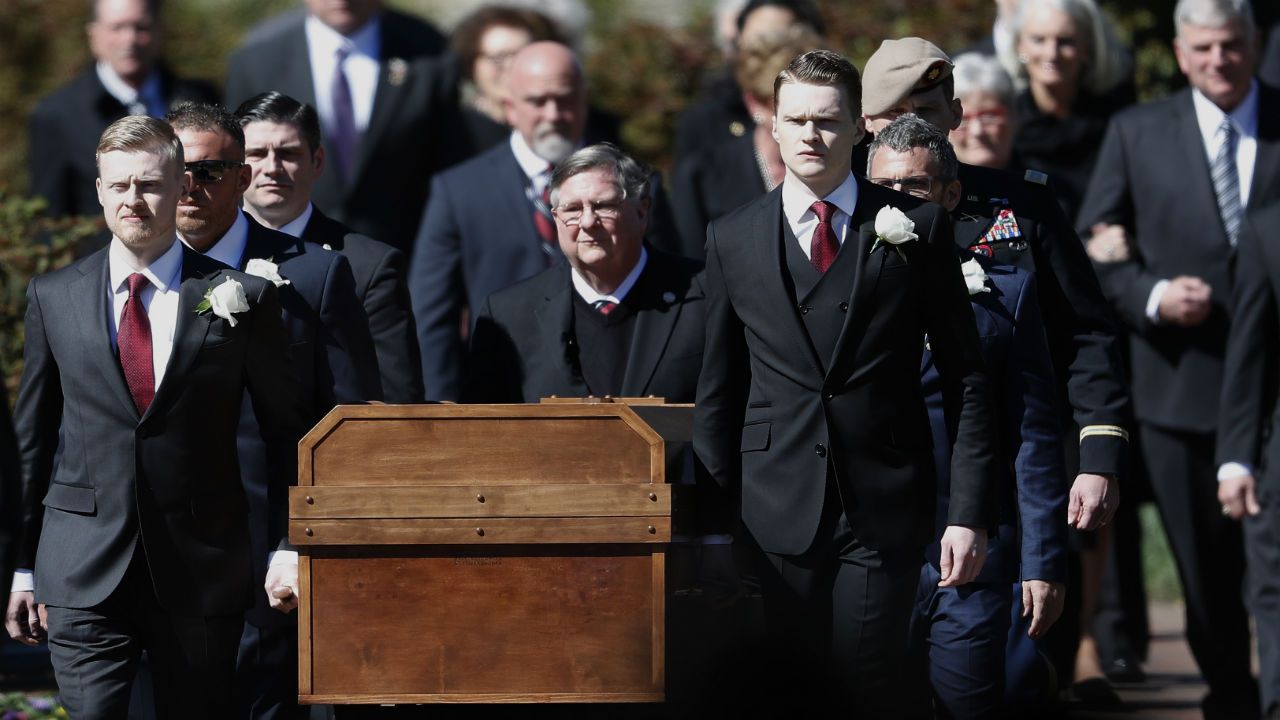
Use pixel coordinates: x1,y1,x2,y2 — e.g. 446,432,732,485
118,273,155,415
593,299,618,315
810,200,839,274
532,165,556,258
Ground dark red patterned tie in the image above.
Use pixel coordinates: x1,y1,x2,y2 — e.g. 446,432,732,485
532,165,556,257
118,273,154,415
810,200,838,274
593,299,618,315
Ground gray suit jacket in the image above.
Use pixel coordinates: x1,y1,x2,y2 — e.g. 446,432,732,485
14,246,304,615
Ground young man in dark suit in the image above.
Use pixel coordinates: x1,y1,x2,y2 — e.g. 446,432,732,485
29,0,218,220
223,0,452,251
166,101,381,719
693,49,998,709
4,116,304,718
236,91,424,404
1079,0,1276,715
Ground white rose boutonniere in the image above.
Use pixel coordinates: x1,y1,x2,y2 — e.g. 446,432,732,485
245,258,290,287
872,206,918,262
195,277,251,327
960,258,992,295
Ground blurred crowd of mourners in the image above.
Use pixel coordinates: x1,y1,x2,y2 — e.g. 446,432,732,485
7,0,1280,718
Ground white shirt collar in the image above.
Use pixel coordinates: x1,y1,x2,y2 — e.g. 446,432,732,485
276,202,315,240
109,235,183,294
1192,80,1259,141
571,247,649,306
95,61,163,112
183,210,251,269
509,131,556,184
782,172,858,228
304,12,382,62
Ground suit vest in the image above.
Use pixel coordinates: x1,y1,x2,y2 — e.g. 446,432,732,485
783,220,859,373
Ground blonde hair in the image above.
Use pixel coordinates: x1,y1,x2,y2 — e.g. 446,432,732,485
95,115,184,179
735,25,824,105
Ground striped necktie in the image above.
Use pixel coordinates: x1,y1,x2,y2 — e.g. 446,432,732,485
1210,119,1242,246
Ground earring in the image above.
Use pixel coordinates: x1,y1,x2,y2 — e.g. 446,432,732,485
753,112,765,125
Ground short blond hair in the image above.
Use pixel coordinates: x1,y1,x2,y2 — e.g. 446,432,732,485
95,115,184,179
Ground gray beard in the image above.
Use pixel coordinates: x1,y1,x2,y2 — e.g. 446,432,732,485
532,134,575,165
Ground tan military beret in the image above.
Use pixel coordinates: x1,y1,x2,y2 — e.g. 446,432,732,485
862,37,954,116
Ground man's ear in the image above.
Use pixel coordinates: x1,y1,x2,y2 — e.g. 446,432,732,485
96,177,104,208
851,115,867,147
235,163,252,194
942,179,962,212
949,97,964,131
313,145,326,177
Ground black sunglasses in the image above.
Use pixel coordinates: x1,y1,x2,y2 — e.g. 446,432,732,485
185,160,243,184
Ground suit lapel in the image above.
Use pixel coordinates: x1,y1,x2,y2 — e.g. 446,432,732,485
143,248,215,422
827,180,887,380
496,145,543,241
754,189,824,379
71,252,138,419
534,269,589,396
1250,84,1280,209
349,50,411,184
1175,93,1230,242
620,256,690,396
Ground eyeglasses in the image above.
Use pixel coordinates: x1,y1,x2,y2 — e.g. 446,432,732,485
552,199,626,226
868,175,941,199
953,109,1008,134
185,160,244,185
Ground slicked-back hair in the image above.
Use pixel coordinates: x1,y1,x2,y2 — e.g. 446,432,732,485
450,5,565,82
96,114,184,179
866,113,959,183
166,101,245,156
1175,0,1255,38
234,92,323,155
549,143,651,208
773,49,862,118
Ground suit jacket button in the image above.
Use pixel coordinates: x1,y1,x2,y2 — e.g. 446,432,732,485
799,305,810,315
814,443,827,457
825,393,834,400
839,302,849,312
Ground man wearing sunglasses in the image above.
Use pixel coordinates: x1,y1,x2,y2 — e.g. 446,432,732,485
868,113,1069,717
165,101,381,720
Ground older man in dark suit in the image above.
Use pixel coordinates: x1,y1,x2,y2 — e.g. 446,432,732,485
694,49,997,710
224,0,452,251
236,91,423,404
166,101,381,719
29,0,218,220
1079,0,1278,715
5,116,303,718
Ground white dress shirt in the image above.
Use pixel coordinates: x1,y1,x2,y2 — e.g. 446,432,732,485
11,236,185,592
1147,82,1260,329
510,131,556,194
95,61,166,118
306,14,381,137
276,202,316,240
185,210,250,269
781,172,858,260
571,247,648,306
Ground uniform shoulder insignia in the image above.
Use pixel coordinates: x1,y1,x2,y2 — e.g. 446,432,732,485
1024,169,1049,186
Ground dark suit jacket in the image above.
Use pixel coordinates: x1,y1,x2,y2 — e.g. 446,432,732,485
29,66,218,218
14,246,303,615
694,179,998,554
1217,202,1280,488
300,207,423,403
410,141,682,402
953,162,1130,476
922,256,1067,585
463,248,704,404
233,216,381,627
670,133,767,261
0,384,20,584
1078,84,1280,433
224,9,452,251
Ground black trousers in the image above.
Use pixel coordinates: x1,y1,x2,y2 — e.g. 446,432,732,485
747,484,920,712
1245,478,1280,715
238,620,311,720
43,543,244,720
1140,423,1259,719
